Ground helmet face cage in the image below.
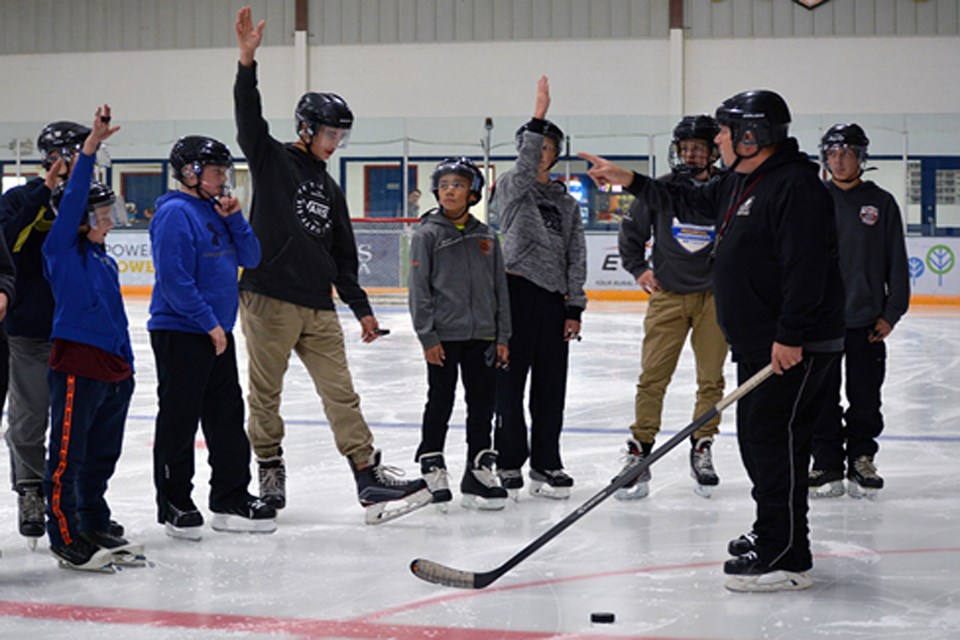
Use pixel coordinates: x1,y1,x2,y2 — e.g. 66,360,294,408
170,136,234,193
819,124,870,170
50,181,121,229
715,90,791,152
296,92,354,148
669,115,720,173
431,157,485,205
37,121,92,169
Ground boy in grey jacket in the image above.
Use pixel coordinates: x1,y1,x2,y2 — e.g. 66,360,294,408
494,76,587,500
409,157,511,510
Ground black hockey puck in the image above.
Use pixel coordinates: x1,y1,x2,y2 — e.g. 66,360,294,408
590,611,615,624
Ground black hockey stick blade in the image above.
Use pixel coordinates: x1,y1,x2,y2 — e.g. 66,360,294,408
409,364,774,589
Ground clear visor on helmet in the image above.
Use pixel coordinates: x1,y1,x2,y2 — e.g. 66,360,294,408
42,147,78,170
196,164,235,199
822,144,867,166
88,198,126,230
317,126,351,149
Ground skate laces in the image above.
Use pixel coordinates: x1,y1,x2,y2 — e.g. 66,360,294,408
21,491,45,522
260,463,285,494
851,456,879,479
692,441,715,474
373,461,411,486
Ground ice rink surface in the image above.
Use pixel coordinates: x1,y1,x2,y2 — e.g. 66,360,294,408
0,299,957,639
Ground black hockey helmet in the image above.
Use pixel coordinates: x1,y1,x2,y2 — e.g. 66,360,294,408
296,92,354,140
669,114,720,173
515,119,565,154
169,136,234,184
819,123,870,167
431,157,485,205
51,180,117,228
37,121,92,169
715,90,791,151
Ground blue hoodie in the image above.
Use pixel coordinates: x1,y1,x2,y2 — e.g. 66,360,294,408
42,151,134,367
148,190,261,334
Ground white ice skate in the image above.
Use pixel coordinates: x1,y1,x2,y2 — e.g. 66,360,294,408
528,468,573,500
725,570,813,592
690,437,720,498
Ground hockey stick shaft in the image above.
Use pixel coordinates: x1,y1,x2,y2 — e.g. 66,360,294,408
410,364,774,589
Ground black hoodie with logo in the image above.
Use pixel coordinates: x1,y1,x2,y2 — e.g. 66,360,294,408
625,138,845,360
234,62,372,319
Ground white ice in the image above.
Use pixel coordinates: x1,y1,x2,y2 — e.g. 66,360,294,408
0,299,958,639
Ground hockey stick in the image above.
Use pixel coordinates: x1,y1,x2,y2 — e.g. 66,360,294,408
410,363,774,589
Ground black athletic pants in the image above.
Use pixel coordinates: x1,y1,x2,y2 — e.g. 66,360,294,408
495,275,570,472
416,340,497,465
736,352,839,573
151,330,251,519
812,326,886,471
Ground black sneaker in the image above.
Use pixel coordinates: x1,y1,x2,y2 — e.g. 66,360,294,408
50,537,115,573
809,468,845,498
257,454,286,510
17,484,45,539
211,495,277,534
727,531,758,556
161,501,205,541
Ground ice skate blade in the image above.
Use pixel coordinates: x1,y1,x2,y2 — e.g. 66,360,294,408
809,481,845,499
847,483,881,500
614,482,649,501
725,570,813,592
26,537,39,551
461,493,506,511
693,483,715,498
529,482,571,500
211,514,278,534
112,551,151,568
506,489,520,502
364,487,433,525
433,502,449,513
165,522,203,542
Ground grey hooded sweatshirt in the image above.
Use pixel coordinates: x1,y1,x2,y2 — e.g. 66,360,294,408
495,119,587,318
407,210,511,350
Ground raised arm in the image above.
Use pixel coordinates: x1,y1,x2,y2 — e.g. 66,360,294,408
236,5,264,68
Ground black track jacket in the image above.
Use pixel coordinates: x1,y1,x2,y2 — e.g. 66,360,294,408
625,138,845,361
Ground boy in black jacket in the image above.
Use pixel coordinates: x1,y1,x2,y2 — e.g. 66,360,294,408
810,124,910,499
580,90,845,593
234,6,428,525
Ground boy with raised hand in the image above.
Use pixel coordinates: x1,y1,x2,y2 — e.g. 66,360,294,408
149,135,276,540
42,105,139,572
234,6,429,524
494,76,587,501
409,157,511,511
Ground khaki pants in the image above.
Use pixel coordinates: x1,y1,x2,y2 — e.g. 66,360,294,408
239,291,373,466
631,290,728,444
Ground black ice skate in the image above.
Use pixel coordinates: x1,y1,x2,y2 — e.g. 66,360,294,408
351,450,432,525
51,537,116,573
161,501,205,541
419,452,453,510
727,531,758,557
17,484,45,550
808,468,845,498
258,454,286,510
690,437,720,498
614,438,651,501
497,469,523,501
460,450,507,511
83,529,148,567
529,468,574,500
847,455,883,500
211,495,278,534
724,551,813,592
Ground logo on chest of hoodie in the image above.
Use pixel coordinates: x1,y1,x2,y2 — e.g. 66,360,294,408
859,205,879,226
295,180,333,237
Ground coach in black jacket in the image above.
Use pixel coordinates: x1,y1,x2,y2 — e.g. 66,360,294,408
581,90,844,593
